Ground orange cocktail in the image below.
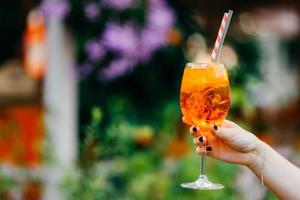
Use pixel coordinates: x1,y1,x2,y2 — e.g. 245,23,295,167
180,62,230,133
179,62,230,189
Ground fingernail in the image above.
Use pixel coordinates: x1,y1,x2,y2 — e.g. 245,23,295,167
199,136,204,142
206,146,212,152
213,125,218,131
189,126,199,134
192,126,198,132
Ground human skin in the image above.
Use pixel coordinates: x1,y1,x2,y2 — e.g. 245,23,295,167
192,120,300,200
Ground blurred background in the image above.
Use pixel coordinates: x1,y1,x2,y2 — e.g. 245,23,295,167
0,0,299,199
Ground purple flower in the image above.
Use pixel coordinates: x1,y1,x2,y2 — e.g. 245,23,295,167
85,40,105,61
147,6,175,30
102,0,138,11
84,3,100,20
147,0,166,8
77,0,177,80
40,0,70,18
138,1,175,61
100,58,136,80
102,23,139,57
138,27,166,61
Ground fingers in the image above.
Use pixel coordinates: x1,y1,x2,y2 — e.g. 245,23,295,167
222,120,238,128
194,135,211,155
196,145,213,154
189,125,210,154
189,125,202,137
193,135,207,145
189,125,200,135
189,126,208,145
212,123,241,144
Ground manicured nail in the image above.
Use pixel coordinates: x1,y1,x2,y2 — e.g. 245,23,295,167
192,126,198,132
189,126,199,134
199,136,204,142
206,146,212,152
213,125,218,131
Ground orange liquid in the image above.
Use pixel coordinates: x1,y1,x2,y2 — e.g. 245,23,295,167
180,63,230,130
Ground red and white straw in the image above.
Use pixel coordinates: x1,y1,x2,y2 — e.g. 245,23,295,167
211,10,233,62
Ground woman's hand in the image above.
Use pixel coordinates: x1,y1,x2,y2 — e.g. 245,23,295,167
192,120,263,167
190,120,300,199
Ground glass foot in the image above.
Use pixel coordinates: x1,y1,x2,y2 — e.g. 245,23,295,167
181,175,224,190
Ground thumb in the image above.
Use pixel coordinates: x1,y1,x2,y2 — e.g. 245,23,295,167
212,125,239,143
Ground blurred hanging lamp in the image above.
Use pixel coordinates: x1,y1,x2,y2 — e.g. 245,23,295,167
23,9,47,79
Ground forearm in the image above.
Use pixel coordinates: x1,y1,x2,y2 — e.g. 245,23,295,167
248,141,300,200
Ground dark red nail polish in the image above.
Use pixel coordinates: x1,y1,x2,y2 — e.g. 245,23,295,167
199,136,204,142
206,146,212,151
213,125,218,130
192,126,198,132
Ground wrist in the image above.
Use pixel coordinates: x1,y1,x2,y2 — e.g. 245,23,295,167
246,140,267,172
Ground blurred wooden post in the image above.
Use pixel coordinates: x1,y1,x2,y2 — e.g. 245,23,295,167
43,3,77,199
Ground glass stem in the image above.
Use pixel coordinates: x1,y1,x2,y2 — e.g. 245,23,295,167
200,152,206,177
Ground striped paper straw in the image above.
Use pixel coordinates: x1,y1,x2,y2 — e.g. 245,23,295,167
211,10,233,62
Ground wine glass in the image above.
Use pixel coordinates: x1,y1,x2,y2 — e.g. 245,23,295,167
180,62,230,189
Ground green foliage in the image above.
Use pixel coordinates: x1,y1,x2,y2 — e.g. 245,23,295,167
0,172,13,198
63,149,240,200
63,101,241,199
62,167,116,200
